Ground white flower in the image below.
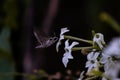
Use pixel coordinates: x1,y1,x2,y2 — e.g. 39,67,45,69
100,53,113,71
85,52,100,72
102,62,120,80
56,27,70,52
62,40,79,67
101,46,120,80
100,37,120,71
93,33,105,49
78,71,84,80
103,37,120,56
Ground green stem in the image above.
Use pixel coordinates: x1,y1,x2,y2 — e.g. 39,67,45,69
72,46,93,51
64,35,93,44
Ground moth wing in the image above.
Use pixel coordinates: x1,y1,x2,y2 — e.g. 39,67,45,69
45,37,58,47
33,28,48,44
33,28,58,48
35,45,44,48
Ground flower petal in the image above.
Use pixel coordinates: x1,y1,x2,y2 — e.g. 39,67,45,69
56,35,64,52
87,64,93,72
100,53,109,64
61,27,69,35
65,40,69,48
62,40,78,67
87,52,94,60
93,61,98,68
64,52,73,59
64,40,78,58
85,61,91,68
69,41,79,49
68,53,73,59
62,56,68,67
56,41,61,52
103,37,120,56
93,52,100,59
56,28,69,52
100,56,107,64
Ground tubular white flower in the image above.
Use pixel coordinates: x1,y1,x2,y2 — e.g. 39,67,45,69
85,52,100,72
62,40,79,67
93,33,105,49
56,27,70,52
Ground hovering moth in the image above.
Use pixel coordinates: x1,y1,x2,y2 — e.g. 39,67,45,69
34,29,58,48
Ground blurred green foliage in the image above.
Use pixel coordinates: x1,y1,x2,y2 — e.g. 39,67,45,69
0,0,17,80
0,27,15,80
0,27,11,53
0,0,27,79
100,12,120,34
0,1,17,79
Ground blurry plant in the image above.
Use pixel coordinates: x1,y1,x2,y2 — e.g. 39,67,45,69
0,27,15,80
56,26,120,80
0,0,18,80
100,12,120,34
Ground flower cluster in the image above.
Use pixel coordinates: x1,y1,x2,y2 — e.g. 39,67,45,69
56,27,120,80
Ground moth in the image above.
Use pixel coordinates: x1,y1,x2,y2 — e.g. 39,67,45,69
34,29,58,48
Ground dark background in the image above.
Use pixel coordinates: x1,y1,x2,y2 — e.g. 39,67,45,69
0,0,120,80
